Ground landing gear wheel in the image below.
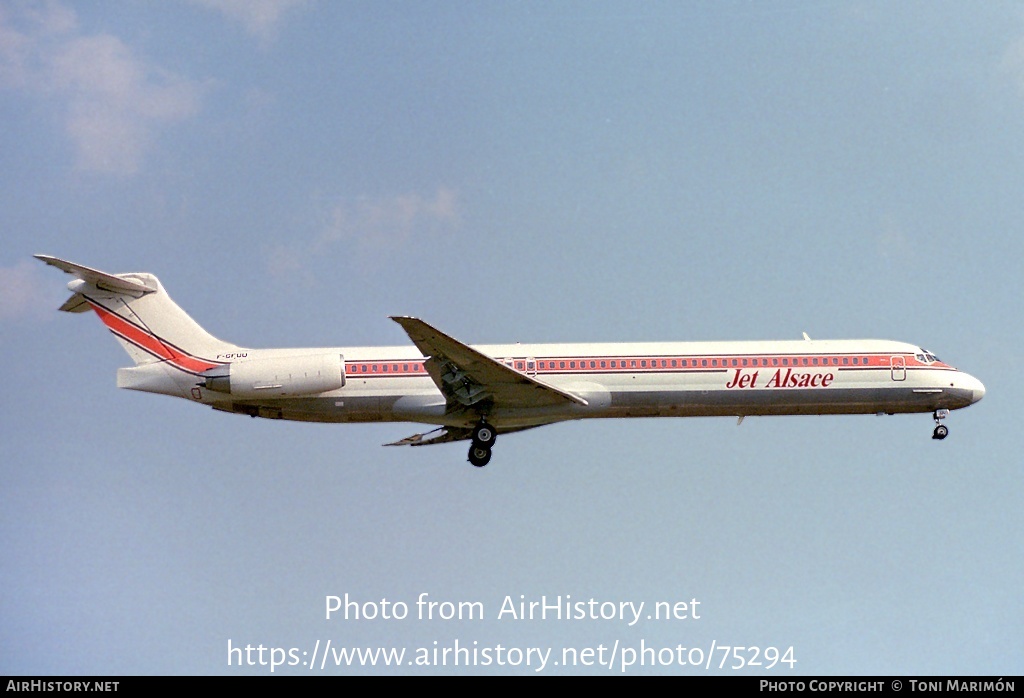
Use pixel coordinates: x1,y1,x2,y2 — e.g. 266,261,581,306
932,409,949,440
468,445,492,467
472,421,497,447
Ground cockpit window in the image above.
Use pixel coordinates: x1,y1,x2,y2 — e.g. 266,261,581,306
918,349,940,363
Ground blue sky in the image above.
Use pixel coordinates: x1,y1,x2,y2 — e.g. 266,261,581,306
2,0,1021,675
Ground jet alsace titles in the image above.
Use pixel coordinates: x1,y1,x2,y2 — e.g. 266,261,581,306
37,255,985,467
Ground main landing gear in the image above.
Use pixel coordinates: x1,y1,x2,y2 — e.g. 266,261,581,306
468,420,497,467
932,409,950,440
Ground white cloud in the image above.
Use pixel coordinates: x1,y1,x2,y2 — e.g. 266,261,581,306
0,1,74,88
319,187,461,253
50,34,201,174
189,0,308,42
265,187,462,282
263,242,315,287
0,259,52,322
0,2,203,175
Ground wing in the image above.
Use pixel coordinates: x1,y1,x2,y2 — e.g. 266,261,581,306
389,316,588,414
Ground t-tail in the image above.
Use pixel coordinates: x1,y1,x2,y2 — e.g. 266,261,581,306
35,255,238,398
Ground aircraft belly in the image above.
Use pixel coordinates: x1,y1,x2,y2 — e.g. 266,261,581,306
388,393,447,421
218,396,372,423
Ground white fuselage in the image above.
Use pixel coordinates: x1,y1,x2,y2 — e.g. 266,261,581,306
154,338,984,429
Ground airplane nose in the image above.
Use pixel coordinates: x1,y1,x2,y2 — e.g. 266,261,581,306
967,374,985,404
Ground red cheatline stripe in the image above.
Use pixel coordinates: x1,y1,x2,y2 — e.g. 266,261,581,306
90,303,219,373
348,356,954,378
346,354,954,377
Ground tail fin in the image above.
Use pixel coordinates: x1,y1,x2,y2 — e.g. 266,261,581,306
35,255,239,373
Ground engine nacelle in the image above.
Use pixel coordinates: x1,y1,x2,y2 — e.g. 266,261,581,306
200,352,345,398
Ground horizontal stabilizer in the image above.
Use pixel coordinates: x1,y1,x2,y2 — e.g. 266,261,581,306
35,254,155,297
57,294,91,313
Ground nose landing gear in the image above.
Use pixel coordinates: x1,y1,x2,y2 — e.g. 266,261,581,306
467,420,497,467
932,409,950,440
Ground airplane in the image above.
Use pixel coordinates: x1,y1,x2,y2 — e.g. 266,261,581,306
36,255,985,467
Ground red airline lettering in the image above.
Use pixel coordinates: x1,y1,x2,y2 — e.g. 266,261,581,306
726,367,834,389
725,369,759,388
